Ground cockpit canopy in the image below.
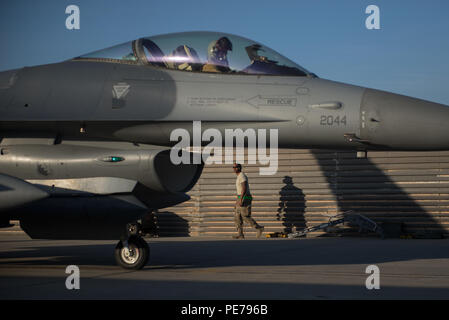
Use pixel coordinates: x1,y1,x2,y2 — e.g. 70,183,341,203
76,31,312,77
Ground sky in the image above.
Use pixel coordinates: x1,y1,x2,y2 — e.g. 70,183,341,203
0,0,448,104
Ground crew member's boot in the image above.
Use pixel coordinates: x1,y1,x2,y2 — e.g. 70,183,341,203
232,228,245,239
256,226,265,239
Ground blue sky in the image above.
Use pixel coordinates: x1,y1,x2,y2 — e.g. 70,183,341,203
1,0,448,104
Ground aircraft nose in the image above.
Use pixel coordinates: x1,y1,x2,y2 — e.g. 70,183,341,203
360,89,449,150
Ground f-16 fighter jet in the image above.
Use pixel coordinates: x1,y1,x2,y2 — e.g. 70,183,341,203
1,32,448,269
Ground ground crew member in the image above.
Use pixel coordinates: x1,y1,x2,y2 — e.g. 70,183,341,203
232,163,264,239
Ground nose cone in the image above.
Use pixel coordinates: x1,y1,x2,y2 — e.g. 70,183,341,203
360,89,449,150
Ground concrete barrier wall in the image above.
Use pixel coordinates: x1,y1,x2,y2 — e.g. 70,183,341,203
156,149,449,238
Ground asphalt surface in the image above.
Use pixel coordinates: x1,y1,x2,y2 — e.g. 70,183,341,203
0,232,449,299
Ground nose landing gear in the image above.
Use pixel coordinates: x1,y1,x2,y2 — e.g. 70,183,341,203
114,223,150,270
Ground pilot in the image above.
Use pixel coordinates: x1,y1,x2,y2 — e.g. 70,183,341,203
168,45,201,72
202,37,233,73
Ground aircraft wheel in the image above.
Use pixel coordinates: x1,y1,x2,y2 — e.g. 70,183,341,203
114,236,149,270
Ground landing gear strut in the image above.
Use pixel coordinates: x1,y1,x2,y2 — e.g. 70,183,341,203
114,223,149,270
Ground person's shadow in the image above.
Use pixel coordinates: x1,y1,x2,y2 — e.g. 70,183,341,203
277,176,306,233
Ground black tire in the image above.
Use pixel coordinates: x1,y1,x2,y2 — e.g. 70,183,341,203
114,236,149,270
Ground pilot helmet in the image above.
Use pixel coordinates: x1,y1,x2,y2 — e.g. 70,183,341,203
208,37,233,67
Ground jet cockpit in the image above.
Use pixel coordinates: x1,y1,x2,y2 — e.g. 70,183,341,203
75,31,313,77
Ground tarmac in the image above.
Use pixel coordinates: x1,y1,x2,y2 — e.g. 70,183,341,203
0,231,449,300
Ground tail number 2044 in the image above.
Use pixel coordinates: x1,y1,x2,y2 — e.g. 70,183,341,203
320,115,347,126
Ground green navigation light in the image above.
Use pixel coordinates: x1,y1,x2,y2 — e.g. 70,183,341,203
101,156,125,163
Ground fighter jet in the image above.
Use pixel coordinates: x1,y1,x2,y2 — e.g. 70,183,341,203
1,31,448,269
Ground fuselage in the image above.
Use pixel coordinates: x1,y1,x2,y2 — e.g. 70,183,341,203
1,59,449,151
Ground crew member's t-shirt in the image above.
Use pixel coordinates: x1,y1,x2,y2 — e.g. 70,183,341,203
236,172,251,196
